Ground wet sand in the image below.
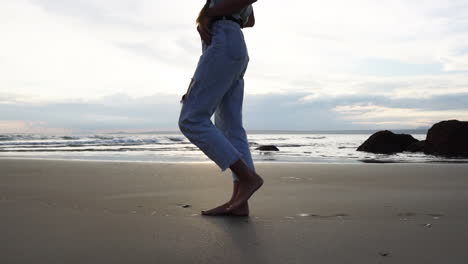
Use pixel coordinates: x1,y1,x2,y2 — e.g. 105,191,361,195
1,159,468,263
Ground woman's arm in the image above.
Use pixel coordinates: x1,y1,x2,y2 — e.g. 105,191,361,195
242,9,255,28
205,0,257,17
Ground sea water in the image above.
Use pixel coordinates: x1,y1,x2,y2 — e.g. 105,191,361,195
1,132,467,164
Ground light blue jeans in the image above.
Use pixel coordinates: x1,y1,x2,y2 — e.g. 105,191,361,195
178,20,255,181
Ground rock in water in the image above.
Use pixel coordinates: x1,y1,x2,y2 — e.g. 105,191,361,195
357,130,419,154
406,140,426,152
424,120,468,158
255,145,279,151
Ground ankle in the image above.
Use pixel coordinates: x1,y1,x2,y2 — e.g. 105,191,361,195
229,158,255,181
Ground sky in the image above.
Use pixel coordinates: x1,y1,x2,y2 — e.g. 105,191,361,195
1,0,468,134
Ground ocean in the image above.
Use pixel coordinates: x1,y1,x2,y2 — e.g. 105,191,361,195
1,131,467,164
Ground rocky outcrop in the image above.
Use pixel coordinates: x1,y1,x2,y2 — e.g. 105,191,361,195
255,145,279,151
406,140,426,152
357,130,419,154
424,120,468,157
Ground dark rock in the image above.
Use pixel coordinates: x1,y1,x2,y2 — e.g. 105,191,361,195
358,159,399,163
357,130,419,154
406,140,426,152
181,204,191,208
424,120,468,157
255,145,279,151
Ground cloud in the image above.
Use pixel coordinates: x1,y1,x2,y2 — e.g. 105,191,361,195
294,73,468,101
0,92,183,133
2,90,468,133
1,0,468,132
0,0,201,102
332,102,468,128
0,120,72,134
29,0,188,30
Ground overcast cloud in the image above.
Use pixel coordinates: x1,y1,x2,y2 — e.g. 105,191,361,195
1,0,468,134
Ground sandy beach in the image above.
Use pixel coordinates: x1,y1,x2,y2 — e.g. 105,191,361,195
1,159,468,263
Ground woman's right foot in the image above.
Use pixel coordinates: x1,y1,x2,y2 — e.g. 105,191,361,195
230,202,249,216
201,203,230,216
201,202,249,216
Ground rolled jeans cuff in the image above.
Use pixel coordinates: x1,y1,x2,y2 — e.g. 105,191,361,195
219,150,242,172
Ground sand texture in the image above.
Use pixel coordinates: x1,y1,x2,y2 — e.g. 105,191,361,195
1,159,468,263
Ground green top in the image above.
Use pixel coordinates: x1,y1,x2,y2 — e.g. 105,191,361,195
209,0,253,26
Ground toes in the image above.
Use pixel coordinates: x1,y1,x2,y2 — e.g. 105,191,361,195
201,207,229,216
201,210,217,216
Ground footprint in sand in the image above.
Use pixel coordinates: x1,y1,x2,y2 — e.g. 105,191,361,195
297,213,349,218
427,213,443,219
397,212,443,227
281,177,301,180
379,252,390,257
176,203,191,208
397,212,415,217
397,212,443,219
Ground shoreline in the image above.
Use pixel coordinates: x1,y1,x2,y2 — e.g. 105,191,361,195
1,156,468,165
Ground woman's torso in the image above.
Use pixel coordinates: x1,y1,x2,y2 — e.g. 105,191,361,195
209,0,253,26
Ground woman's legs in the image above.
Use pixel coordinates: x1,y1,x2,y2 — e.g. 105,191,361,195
215,69,256,180
201,76,263,215
178,20,262,215
178,31,244,171
201,58,260,216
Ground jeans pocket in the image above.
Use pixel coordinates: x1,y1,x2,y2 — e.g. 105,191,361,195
224,28,247,61
180,78,196,103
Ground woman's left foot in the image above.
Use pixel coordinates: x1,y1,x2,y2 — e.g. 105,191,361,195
227,173,263,213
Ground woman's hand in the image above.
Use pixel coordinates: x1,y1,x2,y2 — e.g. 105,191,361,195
197,13,213,45
242,9,255,28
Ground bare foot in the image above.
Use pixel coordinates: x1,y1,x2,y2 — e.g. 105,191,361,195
230,202,249,216
201,202,230,216
201,202,249,216
227,173,263,212
202,180,238,216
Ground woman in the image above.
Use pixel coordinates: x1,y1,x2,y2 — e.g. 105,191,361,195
178,0,263,216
